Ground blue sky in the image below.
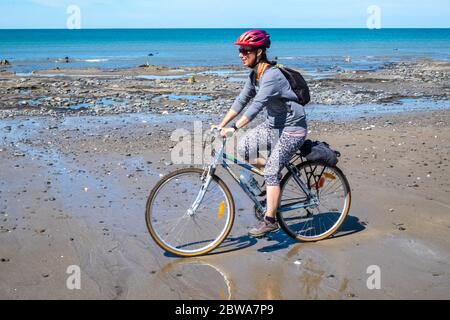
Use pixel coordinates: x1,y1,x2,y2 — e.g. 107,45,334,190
1,0,449,29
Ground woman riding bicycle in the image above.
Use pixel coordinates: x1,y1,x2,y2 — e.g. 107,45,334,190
211,29,308,237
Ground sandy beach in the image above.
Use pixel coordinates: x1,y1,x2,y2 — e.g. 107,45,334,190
0,59,449,299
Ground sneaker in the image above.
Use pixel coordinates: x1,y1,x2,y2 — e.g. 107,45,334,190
248,218,280,237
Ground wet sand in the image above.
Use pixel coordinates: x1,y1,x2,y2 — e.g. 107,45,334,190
0,60,449,299
0,110,449,299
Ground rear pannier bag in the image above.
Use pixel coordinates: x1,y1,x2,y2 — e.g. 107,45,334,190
299,140,340,166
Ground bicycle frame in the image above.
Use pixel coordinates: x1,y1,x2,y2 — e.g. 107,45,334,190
201,135,319,215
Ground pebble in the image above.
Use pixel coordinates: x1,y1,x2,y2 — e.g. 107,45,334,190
432,273,440,277
394,223,406,231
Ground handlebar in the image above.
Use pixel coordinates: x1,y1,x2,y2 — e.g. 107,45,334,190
211,127,235,139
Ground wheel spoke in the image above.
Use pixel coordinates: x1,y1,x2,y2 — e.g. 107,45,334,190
279,163,350,240
318,177,338,196
146,169,234,256
319,179,341,197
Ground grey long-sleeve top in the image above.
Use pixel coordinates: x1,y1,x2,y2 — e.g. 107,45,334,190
231,66,307,132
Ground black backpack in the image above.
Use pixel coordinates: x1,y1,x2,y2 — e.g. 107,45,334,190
276,65,311,106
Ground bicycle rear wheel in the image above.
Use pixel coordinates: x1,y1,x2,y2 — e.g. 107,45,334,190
146,168,235,257
278,161,351,242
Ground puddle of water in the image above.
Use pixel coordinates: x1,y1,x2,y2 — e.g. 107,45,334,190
227,77,247,83
61,112,210,128
15,72,119,78
24,73,67,77
198,69,248,83
198,69,246,77
306,98,450,121
153,94,211,102
20,99,40,107
223,69,334,82
136,74,191,80
68,102,92,110
15,72,34,77
138,69,247,81
22,97,126,110
160,259,234,300
304,71,334,80
69,98,125,110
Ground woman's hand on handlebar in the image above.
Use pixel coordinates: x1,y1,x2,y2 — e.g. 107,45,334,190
210,124,235,138
210,124,223,133
219,127,235,138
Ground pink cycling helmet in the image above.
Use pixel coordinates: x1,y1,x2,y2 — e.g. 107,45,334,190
235,29,271,49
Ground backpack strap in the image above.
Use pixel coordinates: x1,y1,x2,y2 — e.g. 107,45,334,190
255,62,270,82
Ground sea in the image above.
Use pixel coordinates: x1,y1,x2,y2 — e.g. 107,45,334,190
0,28,449,74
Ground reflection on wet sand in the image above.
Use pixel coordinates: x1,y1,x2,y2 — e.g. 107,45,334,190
284,245,353,299
253,272,283,300
298,258,326,299
160,258,234,300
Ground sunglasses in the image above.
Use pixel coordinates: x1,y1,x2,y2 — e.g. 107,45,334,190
238,48,256,55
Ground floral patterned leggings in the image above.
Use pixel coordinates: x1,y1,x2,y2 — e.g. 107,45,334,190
237,121,306,186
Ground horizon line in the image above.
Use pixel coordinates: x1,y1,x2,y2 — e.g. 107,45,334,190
1,27,450,30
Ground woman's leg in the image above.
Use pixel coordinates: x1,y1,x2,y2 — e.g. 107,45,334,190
264,132,306,217
265,186,281,219
249,131,306,236
237,121,273,165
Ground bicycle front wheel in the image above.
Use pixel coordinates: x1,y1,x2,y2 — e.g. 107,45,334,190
146,168,235,257
278,161,351,242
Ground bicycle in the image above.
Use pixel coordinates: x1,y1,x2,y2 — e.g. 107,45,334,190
145,129,351,257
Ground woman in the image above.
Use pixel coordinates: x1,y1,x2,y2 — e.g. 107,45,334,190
211,30,308,237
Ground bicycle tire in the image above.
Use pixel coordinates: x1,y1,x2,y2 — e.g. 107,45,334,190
146,168,235,257
277,161,351,242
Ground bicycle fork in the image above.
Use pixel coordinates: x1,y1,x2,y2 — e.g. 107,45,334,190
187,138,225,216
187,173,213,216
